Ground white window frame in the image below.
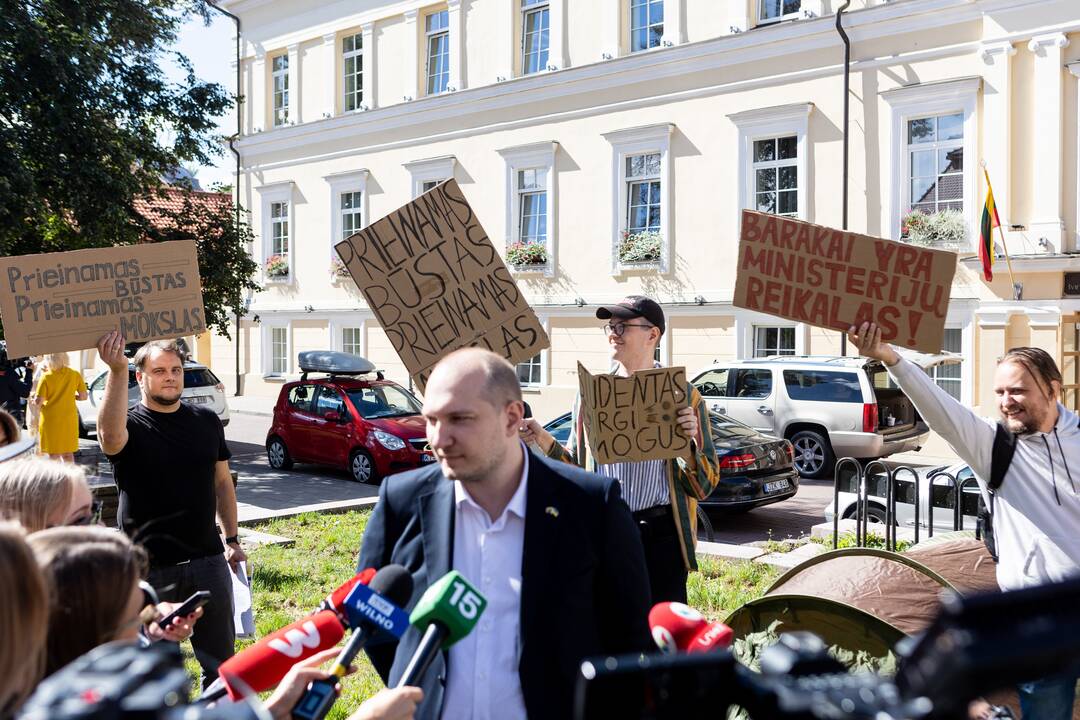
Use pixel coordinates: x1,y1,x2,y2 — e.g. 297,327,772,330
602,123,674,274
758,0,801,26
729,103,813,224
328,317,368,355
263,323,291,378
629,0,664,53
271,53,289,126
497,141,558,277
425,9,450,96
734,313,807,359
405,155,457,198
342,32,363,112
256,181,295,284
903,111,965,228
882,77,981,248
324,169,370,277
517,316,550,388
929,327,963,400
752,326,797,357
521,0,550,75
516,353,544,387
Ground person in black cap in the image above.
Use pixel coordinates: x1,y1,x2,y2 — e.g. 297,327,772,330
520,295,719,602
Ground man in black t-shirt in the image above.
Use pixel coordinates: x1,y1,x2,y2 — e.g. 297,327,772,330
96,330,246,685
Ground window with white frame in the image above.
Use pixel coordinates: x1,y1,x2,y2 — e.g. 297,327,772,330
753,326,796,357
516,353,542,386
341,191,363,240
522,0,549,75
630,0,663,53
930,328,962,400
270,202,289,256
272,54,289,126
753,136,799,217
626,153,661,234
341,327,363,356
906,112,964,217
269,326,288,375
421,180,442,193
426,10,450,96
343,33,363,112
406,156,457,199
517,168,548,245
759,0,800,24
603,124,673,272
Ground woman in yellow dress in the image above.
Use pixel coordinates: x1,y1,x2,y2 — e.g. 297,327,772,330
34,353,88,462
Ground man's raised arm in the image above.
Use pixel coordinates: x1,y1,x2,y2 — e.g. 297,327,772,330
95,330,130,456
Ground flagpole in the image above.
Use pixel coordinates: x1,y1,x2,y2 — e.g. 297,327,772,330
981,161,1019,299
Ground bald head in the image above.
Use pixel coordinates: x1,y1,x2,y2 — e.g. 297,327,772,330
427,348,523,409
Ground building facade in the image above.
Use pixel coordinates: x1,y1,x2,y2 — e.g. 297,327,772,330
215,0,1080,453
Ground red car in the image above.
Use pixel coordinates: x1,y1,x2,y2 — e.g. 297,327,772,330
265,352,433,483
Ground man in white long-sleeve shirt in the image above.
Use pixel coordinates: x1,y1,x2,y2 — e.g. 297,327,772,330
849,322,1079,720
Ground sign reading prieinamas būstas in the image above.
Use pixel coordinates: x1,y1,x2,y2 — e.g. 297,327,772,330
733,210,957,354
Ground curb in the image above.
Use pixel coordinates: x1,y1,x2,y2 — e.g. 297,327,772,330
238,496,379,526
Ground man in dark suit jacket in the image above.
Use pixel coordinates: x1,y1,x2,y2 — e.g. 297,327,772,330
358,348,652,720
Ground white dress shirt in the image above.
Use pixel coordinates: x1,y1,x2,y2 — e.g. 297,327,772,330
441,444,529,720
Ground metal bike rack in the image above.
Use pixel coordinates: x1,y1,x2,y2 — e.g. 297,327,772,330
925,470,961,538
832,457,863,550
860,459,892,548
889,465,921,551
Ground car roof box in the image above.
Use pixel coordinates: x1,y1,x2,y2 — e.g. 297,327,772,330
298,351,382,380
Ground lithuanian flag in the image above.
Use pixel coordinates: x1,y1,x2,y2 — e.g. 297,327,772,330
978,184,1000,282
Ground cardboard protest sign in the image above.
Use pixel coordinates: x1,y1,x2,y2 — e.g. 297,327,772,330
335,179,550,391
0,241,205,357
733,210,956,354
576,362,690,464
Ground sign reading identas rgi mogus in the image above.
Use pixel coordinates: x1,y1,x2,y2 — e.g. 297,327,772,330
335,179,550,392
0,240,206,357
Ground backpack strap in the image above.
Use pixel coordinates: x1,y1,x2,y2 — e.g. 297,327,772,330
989,422,1017,491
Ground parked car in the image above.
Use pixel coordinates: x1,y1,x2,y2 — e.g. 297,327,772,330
689,352,960,479
77,362,231,435
265,351,433,483
541,410,798,513
824,462,982,531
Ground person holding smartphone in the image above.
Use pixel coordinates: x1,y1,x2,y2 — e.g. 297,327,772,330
95,331,244,688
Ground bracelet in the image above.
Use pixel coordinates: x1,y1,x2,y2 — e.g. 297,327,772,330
225,535,239,545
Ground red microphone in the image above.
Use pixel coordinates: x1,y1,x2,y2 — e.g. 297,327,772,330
217,609,346,700
319,568,377,623
648,602,733,655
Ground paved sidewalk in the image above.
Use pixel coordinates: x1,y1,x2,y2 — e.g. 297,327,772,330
228,393,277,417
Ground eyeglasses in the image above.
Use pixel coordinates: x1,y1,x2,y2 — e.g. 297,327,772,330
68,499,104,527
602,322,654,338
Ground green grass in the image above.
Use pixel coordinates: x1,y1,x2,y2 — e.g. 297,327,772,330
182,510,780,716
811,531,912,552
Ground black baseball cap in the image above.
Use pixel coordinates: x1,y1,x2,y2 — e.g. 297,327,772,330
596,295,665,335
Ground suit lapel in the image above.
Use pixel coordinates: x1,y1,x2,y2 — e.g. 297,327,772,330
418,474,454,589
520,456,560,657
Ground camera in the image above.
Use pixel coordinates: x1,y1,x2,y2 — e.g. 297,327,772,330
18,642,268,719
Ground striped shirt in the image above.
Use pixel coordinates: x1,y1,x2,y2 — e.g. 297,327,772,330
597,459,670,512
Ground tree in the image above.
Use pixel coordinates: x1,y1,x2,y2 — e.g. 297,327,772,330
0,0,256,338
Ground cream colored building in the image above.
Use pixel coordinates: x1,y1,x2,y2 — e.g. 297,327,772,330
214,0,1080,451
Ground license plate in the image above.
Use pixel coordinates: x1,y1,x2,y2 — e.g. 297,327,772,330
764,479,790,494
187,396,210,404
421,453,435,463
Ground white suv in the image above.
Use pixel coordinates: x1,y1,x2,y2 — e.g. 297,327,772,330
690,354,957,478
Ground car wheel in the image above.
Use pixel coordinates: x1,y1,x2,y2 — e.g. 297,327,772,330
696,506,715,543
844,504,888,525
267,437,293,470
349,449,376,484
790,430,835,479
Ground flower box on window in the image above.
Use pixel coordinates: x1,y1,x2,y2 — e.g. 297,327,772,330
505,241,548,268
330,256,352,280
618,230,662,264
265,254,290,278
900,209,967,250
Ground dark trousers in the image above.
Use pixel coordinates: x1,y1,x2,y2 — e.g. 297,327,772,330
633,505,688,604
148,553,236,688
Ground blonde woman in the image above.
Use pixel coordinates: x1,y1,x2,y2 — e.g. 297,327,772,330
34,353,87,462
0,522,49,719
0,459,95,531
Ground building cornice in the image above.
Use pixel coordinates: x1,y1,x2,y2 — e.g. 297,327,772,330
959,253,1080,273
728,102,815,126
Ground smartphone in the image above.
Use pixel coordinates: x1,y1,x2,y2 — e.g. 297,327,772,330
156,590,211,629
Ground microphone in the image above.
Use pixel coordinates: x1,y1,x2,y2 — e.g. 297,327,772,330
291,565,413,720
395,570,487,689
648,602,733,655
318,568,377,624
214,610,347,701
199,571,379,703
